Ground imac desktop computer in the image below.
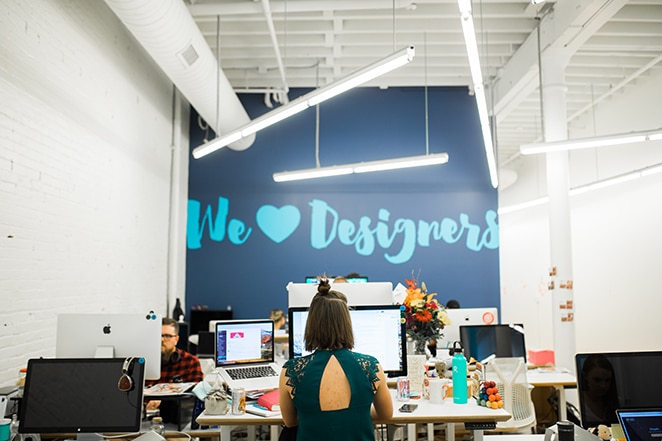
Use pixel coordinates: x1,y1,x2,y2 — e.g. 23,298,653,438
20,357,145,437
56,312,161,380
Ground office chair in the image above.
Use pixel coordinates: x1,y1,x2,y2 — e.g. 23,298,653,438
487,357,537,432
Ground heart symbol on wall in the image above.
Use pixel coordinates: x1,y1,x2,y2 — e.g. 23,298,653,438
256,205,301,243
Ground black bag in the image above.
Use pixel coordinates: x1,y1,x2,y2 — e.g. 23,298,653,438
279,425,298,441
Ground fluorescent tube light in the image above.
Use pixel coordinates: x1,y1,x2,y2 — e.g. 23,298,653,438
192,131,243,158
192,46,415,160
458,0,499,189
241,101,309,137
272,152,449,182
498,197,549,215
273,165,354,183
353,153,449,173
520,128,662,155
500,162,662,214
307,49,414,106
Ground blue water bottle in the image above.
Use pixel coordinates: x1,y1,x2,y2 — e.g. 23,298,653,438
450,341,468,404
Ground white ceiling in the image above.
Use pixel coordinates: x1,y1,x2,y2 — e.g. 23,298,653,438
184,0,662,173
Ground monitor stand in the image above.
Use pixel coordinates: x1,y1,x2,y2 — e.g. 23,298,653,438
75,433,104,441
94,346,115,358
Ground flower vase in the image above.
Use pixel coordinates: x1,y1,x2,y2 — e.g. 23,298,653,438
407,337,428,357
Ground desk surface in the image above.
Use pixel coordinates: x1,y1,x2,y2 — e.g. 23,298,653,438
526,369,577,387
197,394,511,426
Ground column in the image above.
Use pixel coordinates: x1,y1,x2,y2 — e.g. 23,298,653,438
541,48,576,372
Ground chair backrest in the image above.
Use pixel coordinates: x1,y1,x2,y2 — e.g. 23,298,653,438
487,357,536,430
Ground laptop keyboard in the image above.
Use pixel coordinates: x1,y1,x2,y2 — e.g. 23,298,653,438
225,365,278,380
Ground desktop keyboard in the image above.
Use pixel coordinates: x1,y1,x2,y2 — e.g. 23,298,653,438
225,365,279,380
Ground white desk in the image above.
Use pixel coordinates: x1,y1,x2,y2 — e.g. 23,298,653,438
526,369,577,421
197,392,511,441
485,435,545,441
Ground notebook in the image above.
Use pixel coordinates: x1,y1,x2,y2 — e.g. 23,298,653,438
213,319,280,392
616,409,662,441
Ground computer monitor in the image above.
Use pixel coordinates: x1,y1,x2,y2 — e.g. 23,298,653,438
189,309,234,336
575,351,662,429
304,276,369,283
459,323,526,364
287,281,393,307
288,304,407,378
56,312,161,380
437,307,499,351
19,357,145,435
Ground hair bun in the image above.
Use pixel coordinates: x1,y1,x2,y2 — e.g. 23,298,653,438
317,279,331,295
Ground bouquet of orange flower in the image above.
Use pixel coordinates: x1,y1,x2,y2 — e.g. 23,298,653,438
401,277,451,355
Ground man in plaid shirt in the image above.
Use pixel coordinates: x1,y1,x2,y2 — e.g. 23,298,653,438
146,317,204,424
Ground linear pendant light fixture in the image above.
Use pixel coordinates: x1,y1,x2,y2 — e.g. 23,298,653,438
192,46,415,159
520,127,662,155
458,0,499,189
499,162,662,215
273,153,449,182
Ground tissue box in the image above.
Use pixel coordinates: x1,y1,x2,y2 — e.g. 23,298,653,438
528,349,555,366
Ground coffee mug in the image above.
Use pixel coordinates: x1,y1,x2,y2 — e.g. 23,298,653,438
429,378,443,404
429,378,452,404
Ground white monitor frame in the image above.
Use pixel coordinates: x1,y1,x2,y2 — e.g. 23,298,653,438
56,312,162,380
287,281,394,307
437,307,499,353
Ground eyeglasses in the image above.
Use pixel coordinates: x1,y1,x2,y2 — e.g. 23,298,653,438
161,334,177,339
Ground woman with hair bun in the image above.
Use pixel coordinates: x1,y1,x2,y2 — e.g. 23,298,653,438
279,278,393,440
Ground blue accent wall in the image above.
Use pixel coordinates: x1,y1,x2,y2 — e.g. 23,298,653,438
186,86,500,319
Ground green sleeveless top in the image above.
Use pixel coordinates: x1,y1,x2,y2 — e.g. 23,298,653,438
283,348,381,441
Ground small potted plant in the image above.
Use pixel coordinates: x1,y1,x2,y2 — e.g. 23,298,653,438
204,381,230,415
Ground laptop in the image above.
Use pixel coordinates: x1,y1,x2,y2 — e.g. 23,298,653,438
213,319,280,392
616,409,662,441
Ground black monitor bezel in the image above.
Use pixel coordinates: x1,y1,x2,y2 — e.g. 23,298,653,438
576,351,662,429
188,309,233,335
458,323,527,363
288,304,407,378
19,357,145,434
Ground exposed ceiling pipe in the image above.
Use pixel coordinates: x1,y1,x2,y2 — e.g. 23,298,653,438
188,0,416,16
104,0,255,151
261,0,289,103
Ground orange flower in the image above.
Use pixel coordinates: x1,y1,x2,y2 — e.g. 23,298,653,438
414,309,433,322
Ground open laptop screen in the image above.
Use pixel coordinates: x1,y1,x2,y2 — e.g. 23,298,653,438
576,352,662,429
214,320,275,367
288,304,407,378
616,409,662,441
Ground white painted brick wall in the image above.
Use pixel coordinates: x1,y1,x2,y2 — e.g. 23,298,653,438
0,1,184,387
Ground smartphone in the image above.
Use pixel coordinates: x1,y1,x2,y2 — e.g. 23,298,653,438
398,403,418,413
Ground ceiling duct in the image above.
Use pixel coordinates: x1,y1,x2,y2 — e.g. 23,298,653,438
104,0,254,151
